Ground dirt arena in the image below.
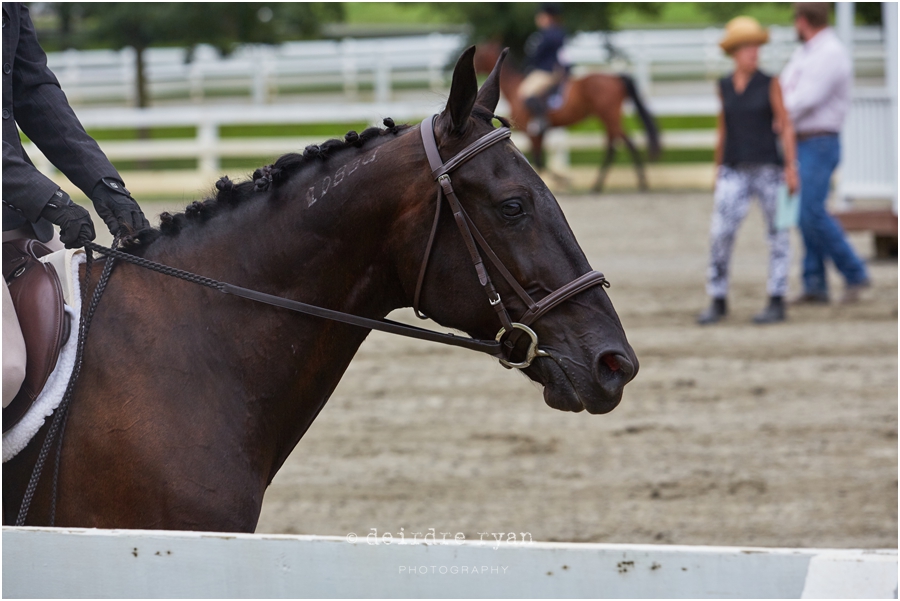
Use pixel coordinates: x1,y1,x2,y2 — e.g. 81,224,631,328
251,190,897,549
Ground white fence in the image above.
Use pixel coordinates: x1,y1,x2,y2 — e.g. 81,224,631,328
49,35,461,106
22,101,718,181
46,26,885,107
3,527,897,598
27,25,895,203
839,89,897,200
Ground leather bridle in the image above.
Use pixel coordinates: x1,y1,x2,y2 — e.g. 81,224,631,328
414,114,610,369
77,115,611,372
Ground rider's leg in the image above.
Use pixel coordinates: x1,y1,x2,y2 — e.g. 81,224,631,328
518,70,555,136
3,279,26,408
1,225,63,407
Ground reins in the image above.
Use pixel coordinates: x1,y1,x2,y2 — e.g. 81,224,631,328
16,238,119,526
83,241,505,356
15,113,611,525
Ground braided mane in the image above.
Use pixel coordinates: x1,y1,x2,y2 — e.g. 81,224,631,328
128,118,409,247
127,109,507,249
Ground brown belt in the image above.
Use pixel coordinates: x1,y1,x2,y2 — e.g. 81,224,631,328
796,130,838,142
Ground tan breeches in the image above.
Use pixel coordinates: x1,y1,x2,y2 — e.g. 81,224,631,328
518,69,563,99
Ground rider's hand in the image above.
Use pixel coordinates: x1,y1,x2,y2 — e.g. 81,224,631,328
91,178,150,236
40,190,96,249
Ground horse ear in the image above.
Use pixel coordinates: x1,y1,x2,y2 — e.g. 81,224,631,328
441,46,478,135
475,47,508,114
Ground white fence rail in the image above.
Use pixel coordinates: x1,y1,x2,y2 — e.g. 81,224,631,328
3,527,897,598
46,27,884,107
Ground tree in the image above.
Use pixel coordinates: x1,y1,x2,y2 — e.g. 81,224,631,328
48,3,344,107
426,2,663,62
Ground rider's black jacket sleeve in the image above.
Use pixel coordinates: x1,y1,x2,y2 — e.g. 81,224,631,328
2,2,120,240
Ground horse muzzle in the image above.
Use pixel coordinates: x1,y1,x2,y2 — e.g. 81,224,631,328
527,345,638,415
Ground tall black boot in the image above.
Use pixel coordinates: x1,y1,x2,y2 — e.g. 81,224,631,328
753,295,786,324
697,297,727,325
524,96,549,136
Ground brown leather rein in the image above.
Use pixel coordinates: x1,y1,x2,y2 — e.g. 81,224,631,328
85,115,609,370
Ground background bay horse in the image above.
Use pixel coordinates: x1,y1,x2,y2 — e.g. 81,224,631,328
4,47,637,532
474,41,661,192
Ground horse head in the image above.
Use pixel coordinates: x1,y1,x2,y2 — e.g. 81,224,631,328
396,47,638,414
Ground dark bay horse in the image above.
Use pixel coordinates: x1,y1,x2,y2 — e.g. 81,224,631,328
4,47,638,532
474,41,661,192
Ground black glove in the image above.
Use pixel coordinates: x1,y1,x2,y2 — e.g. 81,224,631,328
40,190,96,249
91,178,150,236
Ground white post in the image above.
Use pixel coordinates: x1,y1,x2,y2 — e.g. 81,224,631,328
197,119,220,178
547,129,570,172
122,47,137,107
633,32,651,98
836,3,855,209
374,44,391,105
428,33,444,93
251,47,270,105
836,3,855,51
341,38,359,100
189,61,203,104
884,2,898,212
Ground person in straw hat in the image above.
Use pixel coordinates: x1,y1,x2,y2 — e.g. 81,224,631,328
697,16,798,325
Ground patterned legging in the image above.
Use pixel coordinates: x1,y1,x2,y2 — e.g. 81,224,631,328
706,164,790,298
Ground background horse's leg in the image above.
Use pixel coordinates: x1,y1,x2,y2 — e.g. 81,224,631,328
622,134,648,191
593,139,617,193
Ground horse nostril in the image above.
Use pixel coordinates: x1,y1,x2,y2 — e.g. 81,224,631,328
599,353,635,380
602,354,621,372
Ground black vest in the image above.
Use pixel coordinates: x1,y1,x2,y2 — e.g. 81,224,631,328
720,71,782,167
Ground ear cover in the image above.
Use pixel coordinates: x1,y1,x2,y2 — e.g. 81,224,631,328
441,46,479,135
475,47,509,114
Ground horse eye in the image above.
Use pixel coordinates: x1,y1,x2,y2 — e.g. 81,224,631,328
501,201,524,218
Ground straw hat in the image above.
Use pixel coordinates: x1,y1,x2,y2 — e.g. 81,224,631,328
719,16,770,54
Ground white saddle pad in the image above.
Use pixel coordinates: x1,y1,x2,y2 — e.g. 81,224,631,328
3,250,84,462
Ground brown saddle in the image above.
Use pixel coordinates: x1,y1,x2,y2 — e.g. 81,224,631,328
2,239,70,432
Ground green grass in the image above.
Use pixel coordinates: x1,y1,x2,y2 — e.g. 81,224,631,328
566,115,716,133
83,116,713,145
86,127,196,141
219,122,370,138
570,147,713,166
111,158,198,171
614,3,795,28
84,122,372,144
343,3,457,25
108,147,714,172
79,116,718,172
340,2,797,29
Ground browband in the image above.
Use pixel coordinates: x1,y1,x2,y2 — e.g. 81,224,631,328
420,114,512,177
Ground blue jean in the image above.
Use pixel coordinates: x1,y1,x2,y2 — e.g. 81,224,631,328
797,135,869,295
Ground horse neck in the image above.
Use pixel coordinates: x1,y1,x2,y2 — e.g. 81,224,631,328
140,131,428,479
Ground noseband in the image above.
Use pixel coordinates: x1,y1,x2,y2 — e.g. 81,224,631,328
415,114,610,369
